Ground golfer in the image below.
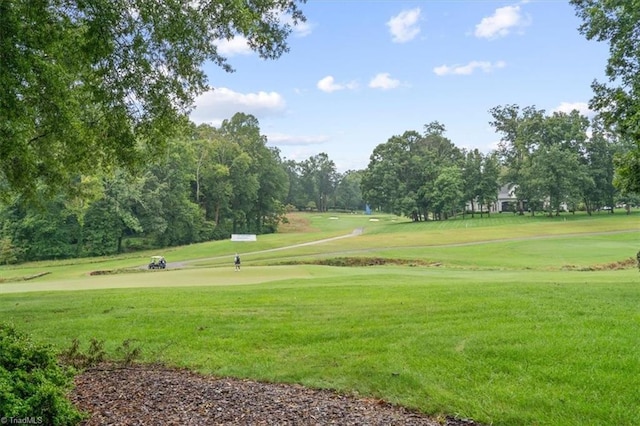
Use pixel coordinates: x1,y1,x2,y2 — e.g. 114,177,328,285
234,253,241,271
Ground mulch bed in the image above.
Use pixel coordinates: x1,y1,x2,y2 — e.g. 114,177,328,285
70,364,479,425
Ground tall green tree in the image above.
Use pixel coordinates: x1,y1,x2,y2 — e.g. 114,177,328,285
219,113,262,232
430,166,464,220
492,106,595,216
299,153,338,212
582,119,618,214
477,152,501,217
0,192,80,261
362,124,462,221
0,0,306,199
571,0,640,194
414,123,463,220
83,170,146,255
143,137,205,247
282,159,305,210
491,105,547,214
362,133,413,217
335,170,364,211
462,149,484,217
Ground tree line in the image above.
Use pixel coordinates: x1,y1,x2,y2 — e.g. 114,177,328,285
361,109,636,222
0,113,364,263
3,105,637,264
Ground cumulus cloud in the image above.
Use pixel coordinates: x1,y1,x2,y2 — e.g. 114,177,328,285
433,60,506,76
191,87,286,124
266,133,329,146
553,101,594,117
317,76,358,93
213,36,252,56
293,20,314,37
474,5,530,39
369,73,401,90
387,8,421,43
278,12,314,37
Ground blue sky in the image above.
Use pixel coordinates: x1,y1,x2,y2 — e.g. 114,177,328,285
190,0,610,172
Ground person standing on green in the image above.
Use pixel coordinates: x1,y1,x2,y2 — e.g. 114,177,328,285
234,253,241,271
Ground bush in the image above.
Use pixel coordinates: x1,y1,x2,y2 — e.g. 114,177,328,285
0,323,84,425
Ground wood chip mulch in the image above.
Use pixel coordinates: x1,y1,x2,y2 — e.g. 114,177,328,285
70,364,480,426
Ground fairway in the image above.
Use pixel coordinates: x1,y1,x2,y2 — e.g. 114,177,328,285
1,212,639,426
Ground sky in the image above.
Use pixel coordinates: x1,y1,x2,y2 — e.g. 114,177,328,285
190,0,611,172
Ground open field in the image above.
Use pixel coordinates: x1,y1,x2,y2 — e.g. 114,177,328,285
1,211,639,425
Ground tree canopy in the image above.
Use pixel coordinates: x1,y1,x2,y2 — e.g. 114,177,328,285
571,0,640,194
0,0,306,198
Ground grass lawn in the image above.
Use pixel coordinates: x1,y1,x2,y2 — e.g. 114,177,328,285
1,211,639,425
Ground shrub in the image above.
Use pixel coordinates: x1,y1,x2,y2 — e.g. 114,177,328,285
0,323,84,425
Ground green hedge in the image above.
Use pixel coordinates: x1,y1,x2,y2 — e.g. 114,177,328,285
0,324,83,425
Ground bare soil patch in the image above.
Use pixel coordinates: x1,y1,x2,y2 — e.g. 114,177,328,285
277,213,320,234
70,364,479,425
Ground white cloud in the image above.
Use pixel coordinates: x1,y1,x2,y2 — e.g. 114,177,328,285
290,21,315,37
293,20,314,37
191,87,286,123
317,76,358,93
387,8,421,43
266,133,329,146
553,101,594,117
278,12,314,37
213,36,252,56
474,5,530,39
369,73,401,90
433,60,506,76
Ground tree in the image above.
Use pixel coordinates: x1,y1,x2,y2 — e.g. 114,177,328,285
283,160,306,210
362,124,463,221
477,152,501,217
430,166,464,220
362,133,413,217
583,119,618,214
490,106,594,216
299,153,338,213
0,0,306,199
83,170,146,255
335,170,364,211
462,149,483,217
143,137,205,247
571,0,640,194
491,105,547,214
528,144,591,216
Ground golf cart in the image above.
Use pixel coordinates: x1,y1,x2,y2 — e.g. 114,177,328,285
148,255,166,270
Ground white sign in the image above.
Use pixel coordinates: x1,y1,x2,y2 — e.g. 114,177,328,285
231,234,257,242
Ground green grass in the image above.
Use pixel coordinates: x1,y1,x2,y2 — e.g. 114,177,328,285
1,211,639,425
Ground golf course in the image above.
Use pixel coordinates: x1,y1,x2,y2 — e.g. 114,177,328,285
1,211,638,425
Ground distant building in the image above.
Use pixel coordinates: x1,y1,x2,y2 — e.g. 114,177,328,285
492,184,519,213
466,184,518,213
468,184,567,214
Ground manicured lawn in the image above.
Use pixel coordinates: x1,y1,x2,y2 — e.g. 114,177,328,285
1,211,639,425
